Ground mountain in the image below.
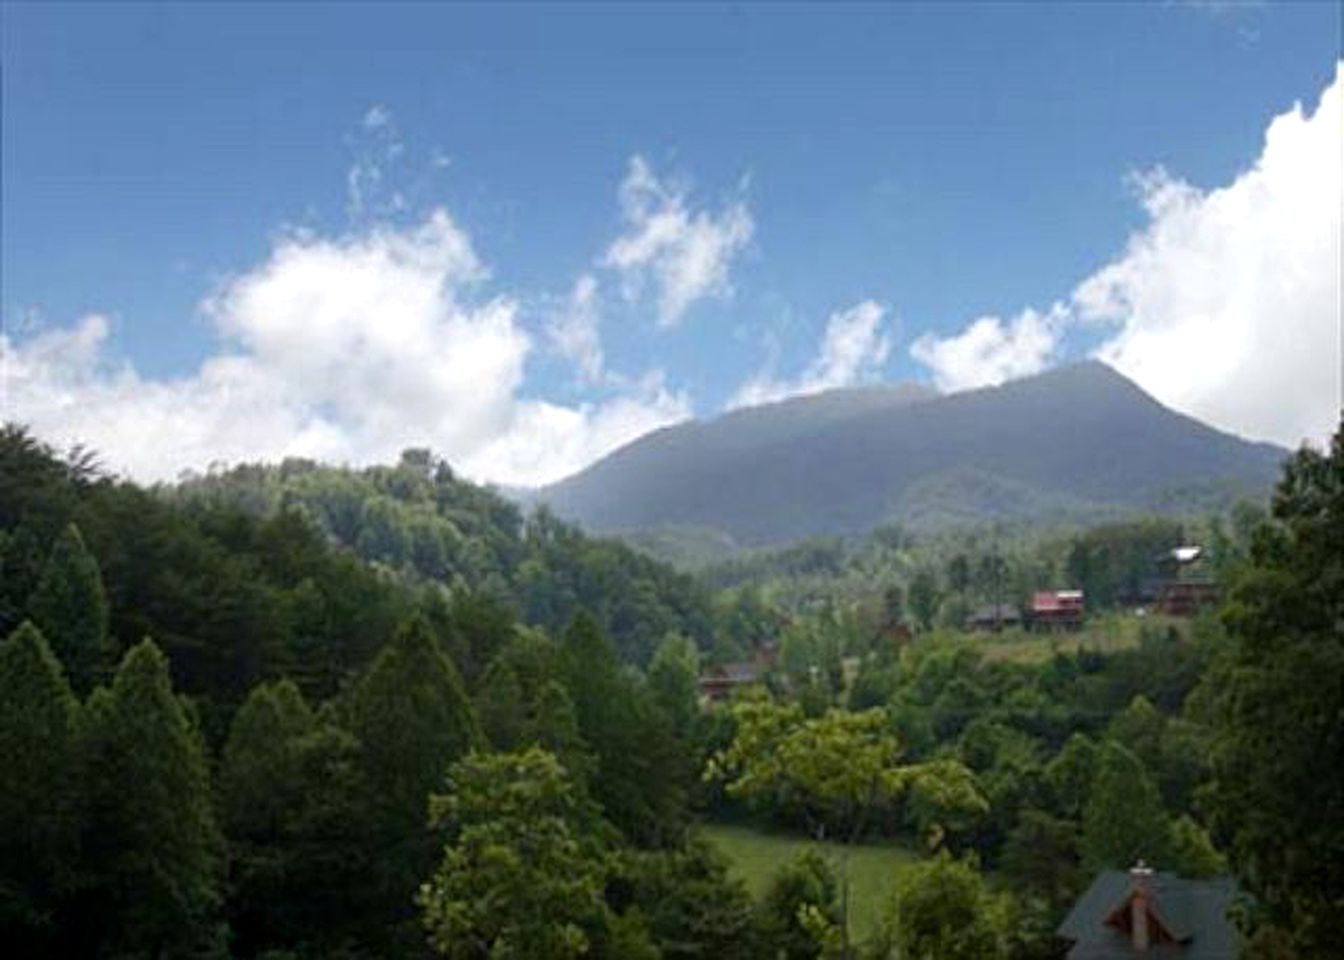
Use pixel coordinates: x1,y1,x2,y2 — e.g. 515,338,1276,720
537,362,1287,547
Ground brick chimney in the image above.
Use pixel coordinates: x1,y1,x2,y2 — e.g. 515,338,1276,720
1129,861,1155,951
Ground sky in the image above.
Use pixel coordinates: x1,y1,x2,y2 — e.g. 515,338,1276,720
2,2,1341,487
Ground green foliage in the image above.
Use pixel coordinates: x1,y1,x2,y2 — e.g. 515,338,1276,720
26,523,110,693
1064,519,1183,608
1080,741,1171,873
175,460,717,666
1043,734,1097,820
1201,421,1344,956
348,616,482,943
872,853,1006,960
419,748,609,960
474,629,591,780
0,622,83,946
648,631,702,740
1167,814,1227,879
710,697,987,850
79,639,226,957
1001,811,1083,910
907,570,940,632
219,680,370,956
615,839,759,960
757,850,841,960
560,613,689,846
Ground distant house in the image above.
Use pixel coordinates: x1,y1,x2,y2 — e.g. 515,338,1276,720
1153,545,1220,617
965,603,1022,632
698,662,761,703
1058,865,1240,959
1030,589,1085,632
698,642,777,703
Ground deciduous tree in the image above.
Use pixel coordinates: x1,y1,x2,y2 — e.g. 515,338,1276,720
419,748,608,959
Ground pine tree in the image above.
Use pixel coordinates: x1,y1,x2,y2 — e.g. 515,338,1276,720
79,639,225,957
220,679,370,955
647,631,700,740
0,622,82,948
348,615,482,945
27,523,110,694
561,612,688,846
475,630,591,779
1205,420,1344,955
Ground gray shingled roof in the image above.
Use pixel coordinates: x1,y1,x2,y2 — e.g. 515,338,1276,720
1057,871,1241,959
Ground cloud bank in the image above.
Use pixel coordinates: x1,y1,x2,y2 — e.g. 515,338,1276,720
2,210,688,487
912,63,1342,448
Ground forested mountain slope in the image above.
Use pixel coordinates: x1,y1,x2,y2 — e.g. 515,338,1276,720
539,362,1286,547
166,451,721,665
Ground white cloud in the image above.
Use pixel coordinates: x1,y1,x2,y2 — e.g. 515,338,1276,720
731,300,892,407
909,306,1063,393
546,273,605,383
2,211,689,488
1081,64,1342,448
465,371,691,484
362,104,392,130
912,63,1342,447
347,105,407,221
603,155,753,327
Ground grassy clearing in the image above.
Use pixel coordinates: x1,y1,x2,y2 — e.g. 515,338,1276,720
972,613,1182,664
699,822,917,944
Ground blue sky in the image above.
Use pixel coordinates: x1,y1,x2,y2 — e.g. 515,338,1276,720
2,3,1340,484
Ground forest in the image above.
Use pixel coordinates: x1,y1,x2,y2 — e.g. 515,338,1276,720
1,419,1339,959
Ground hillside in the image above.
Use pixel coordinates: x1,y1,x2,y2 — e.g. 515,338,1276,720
538,362,1286,547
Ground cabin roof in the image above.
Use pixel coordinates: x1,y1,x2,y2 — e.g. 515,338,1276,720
1057,871,1239,959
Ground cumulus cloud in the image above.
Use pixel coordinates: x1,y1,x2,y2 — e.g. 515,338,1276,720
603,155,753,327
466,371,691,484
912,63,1341,447
909,307,1063,393
546,273,605,383
1,211,688,488
1082,64,1342,448
731,300,892,407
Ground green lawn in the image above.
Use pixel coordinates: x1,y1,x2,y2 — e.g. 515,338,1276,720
699,822,916,944
973,613,1183,664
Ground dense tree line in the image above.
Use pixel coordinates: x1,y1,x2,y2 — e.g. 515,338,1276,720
169,451,719,665
2,419,1338,958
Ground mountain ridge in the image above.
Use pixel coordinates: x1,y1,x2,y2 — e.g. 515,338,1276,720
537,362,1286,546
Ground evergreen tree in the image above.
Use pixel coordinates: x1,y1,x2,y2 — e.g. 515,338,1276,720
79,639,225,957
220,679,370,956
0,622,82,949
1080,741,1171,873
1204,420,1344,956
560,612,688,846
908,569,941,632
348,615,482,945
27,523,110,694
646,631,701,740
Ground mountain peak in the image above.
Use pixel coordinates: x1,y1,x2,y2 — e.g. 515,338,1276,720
540,363,1284,547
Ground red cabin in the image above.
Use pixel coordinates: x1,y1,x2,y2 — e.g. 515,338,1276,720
1031,589,1085,632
